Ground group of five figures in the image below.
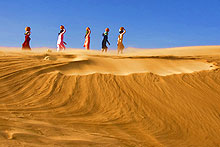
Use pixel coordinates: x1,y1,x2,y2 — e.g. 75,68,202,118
22,25,126,54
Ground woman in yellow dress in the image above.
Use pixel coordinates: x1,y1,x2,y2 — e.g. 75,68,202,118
117,27,126,54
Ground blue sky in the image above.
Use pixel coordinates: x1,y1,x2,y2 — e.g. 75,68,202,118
0,0,220,49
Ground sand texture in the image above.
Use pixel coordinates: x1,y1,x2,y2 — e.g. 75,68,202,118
0,46,220,146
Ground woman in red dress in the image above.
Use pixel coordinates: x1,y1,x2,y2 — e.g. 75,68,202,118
22,27,31,50
83,27,91,50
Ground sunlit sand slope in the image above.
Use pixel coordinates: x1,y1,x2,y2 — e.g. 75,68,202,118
0,46,220,146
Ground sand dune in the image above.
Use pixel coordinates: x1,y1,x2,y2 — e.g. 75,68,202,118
0,46,220,146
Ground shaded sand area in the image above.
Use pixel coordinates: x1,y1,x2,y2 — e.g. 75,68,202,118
0,46,220,146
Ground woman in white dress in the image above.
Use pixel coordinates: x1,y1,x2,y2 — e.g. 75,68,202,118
57,25,67,51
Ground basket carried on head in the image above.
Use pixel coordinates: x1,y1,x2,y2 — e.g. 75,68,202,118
60,25,64,30
120,27,124,31
25,27,31,32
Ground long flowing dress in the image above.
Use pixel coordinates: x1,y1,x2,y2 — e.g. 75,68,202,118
22,35,31,50
117,30,126,53
117,34,125,50
83,31,91,50
102,33,110,49
57,29,66,51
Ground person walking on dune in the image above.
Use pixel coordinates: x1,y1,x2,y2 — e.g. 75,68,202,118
117,27,126,54
83,27,91,50
57,25,67,52
102,28,110,52
22,27,31,50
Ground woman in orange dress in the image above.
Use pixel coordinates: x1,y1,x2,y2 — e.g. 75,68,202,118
22,27,31,50
83,27,91,50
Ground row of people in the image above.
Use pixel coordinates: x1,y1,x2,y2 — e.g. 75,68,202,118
22,25,126,54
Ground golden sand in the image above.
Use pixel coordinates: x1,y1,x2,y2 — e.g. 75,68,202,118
0,46,220,146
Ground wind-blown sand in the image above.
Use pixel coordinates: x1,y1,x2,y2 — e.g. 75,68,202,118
0,46,220,146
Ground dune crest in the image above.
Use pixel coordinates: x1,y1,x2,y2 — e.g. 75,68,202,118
0,46,220,146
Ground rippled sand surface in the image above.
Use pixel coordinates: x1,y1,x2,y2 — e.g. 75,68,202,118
0,46,220,146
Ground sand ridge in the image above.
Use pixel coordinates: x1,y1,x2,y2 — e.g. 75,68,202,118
0,46,220,146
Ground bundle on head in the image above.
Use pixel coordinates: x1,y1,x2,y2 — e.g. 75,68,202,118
60,25,64,30
105,28,110,32
86,27,90,31
25,27,31,32
119,27,124,34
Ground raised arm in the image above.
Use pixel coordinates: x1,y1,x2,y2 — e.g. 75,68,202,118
88,29,91,36
61,29,66,35
122,29,126,35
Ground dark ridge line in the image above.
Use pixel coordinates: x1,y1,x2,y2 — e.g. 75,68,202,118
87,55,201,60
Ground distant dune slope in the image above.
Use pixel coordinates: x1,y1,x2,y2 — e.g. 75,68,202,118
0,46,220,146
